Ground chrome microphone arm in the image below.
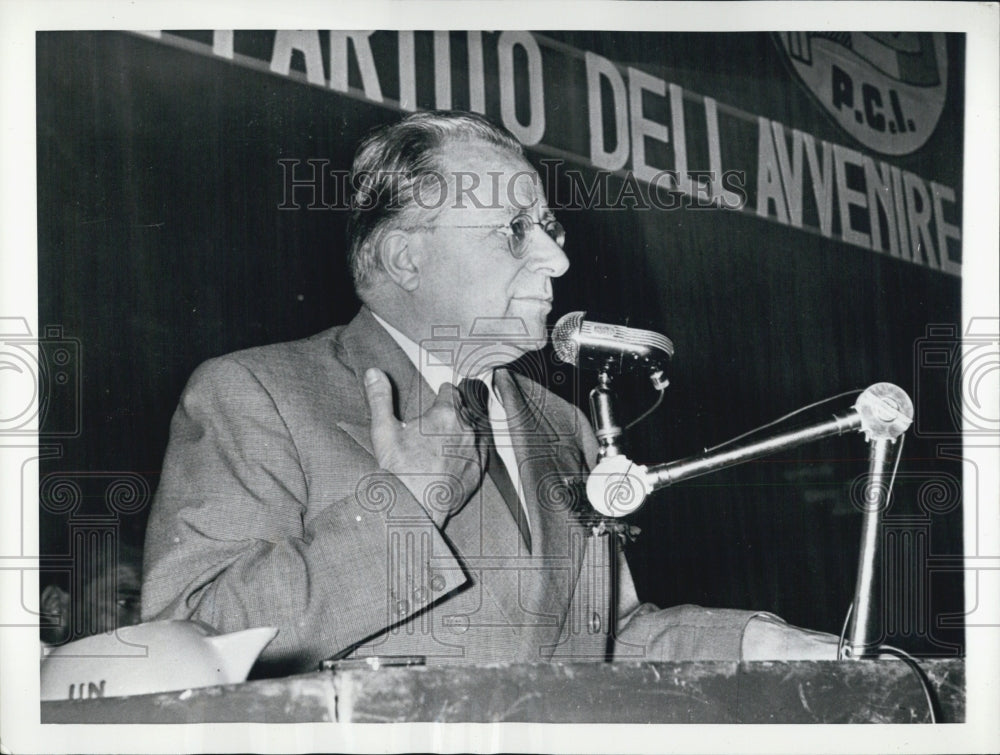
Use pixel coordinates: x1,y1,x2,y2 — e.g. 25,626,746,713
647,410,862,488
843,433,906,659
585,382,914,660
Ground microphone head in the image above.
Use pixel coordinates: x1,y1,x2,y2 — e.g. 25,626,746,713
552,311,585,366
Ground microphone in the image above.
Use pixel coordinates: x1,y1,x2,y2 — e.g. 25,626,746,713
552,311,673,390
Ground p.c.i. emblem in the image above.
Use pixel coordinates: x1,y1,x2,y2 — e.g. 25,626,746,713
776,32,948,156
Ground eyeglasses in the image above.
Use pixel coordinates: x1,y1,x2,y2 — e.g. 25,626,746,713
418,212,566,259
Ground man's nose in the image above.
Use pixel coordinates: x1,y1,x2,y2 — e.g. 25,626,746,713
525,227,570,278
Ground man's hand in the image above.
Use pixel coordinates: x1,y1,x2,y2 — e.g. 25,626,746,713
364,367,484,528
740,614,841,661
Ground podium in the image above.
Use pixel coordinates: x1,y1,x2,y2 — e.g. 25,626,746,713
42,659,963,723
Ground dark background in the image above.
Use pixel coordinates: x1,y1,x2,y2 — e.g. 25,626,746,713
36,31,965,655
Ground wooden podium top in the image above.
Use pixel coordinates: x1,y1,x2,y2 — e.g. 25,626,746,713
42,659,964,724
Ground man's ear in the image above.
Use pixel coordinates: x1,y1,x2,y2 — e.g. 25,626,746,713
378,230,420,292
40,584,70,642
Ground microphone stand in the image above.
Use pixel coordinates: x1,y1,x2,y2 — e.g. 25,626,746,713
589,368,624,460
585,382,913,659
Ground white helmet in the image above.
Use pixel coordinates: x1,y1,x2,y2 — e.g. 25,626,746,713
41,620,278,701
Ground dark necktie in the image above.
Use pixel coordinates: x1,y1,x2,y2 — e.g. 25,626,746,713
458,377,532,553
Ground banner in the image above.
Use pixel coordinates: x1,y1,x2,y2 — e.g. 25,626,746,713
136,30,962,277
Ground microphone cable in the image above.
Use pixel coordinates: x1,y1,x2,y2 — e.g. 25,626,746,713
702,388,865,454
836,602,941,723
624,386,666,430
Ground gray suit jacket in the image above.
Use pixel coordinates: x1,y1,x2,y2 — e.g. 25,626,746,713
143,308,762,675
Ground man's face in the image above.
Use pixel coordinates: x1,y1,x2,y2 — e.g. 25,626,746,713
41,560,142,644
407,140,570,369
77,561,142,636
91,561,142,632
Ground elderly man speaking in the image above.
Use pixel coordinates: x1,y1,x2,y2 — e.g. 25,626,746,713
142,110,836,676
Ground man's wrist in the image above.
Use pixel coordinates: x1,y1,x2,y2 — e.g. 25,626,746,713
391,472,468,529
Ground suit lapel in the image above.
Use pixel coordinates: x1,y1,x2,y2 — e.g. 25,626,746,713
333,315,596,660
334,307,439,450
493,369,592,653
337,310,538,654
495,368,590,545
329,308,474,637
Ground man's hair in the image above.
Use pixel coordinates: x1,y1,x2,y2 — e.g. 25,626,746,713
41,537,143,593
346,110,524,292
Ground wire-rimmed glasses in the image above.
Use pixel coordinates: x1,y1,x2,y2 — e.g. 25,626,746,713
418,212,566,259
